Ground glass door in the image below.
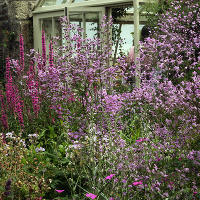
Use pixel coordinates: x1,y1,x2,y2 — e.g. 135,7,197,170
33,10,64,54
67,7,106,39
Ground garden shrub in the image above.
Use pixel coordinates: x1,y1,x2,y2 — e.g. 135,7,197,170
0,0,200,199
0,132,51,199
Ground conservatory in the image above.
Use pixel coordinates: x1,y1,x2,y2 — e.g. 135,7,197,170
33,0,155,54
33,0,156,86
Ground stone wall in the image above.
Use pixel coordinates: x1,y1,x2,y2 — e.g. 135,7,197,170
0,0,37,81
0,0,9,80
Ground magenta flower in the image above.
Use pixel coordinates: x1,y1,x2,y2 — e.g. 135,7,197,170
105,174,115,180
136,138,147,142
19,34,24,72
13,86,24,128
136,139,143,142
42,30,46,67
0,90,8,130
86,193,97,199
194,192,198,195
5,58,13,105
55,190,65,193
49,41,54,69
133,181,143,186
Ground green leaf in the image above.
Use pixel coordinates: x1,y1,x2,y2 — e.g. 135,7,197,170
38,129,47,139
49,126,56,138
21,157,27,165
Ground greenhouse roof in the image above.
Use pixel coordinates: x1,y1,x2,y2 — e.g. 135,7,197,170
34,0,155,13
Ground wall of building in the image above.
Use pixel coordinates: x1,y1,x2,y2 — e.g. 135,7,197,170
0,0,8,81
0,0,37,81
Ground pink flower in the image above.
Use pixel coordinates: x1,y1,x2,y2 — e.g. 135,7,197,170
105,174,115,180
49,41,54,69
0,90,8,130
194,192,198,195
42,30,46,67
19,34,24,72
86,193,97,199
136,138,147,142
136,139,143,142
133,181,143,186
55,190,65,193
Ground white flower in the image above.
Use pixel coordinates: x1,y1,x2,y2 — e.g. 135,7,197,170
35,147,45,152
6,132,13,138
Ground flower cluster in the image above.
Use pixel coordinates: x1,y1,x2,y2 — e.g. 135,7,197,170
26,60,40,116
19,34,24,73
86,193,97,199
0,90,8,131
4,57,24,128
42,30,46,67
0,1,200,199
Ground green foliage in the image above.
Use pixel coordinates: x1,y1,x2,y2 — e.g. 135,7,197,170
120,101,150,144
141,0,172,30
0,133,51,199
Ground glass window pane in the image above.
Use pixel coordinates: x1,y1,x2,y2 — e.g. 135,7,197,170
119,24,144,53
68,13,83,45
112,24,144,55
42,18,52,40
86,22,98,39
41,0,67,7
85,12,99,39
68,11,100,39
112,5,145,55
72,0,85,2
69,13,83,23
54,17,62,47
41,18,52,54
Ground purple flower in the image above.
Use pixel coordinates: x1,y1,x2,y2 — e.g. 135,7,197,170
35,147,45,152
4,179,12,196
122,179,127,184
